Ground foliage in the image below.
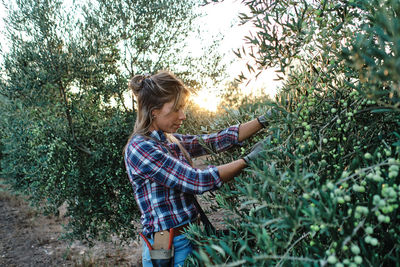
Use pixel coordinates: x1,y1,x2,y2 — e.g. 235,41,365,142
0,0,226,242
187,0,400,266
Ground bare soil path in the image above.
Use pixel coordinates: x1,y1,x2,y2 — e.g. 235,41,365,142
0,179,141,267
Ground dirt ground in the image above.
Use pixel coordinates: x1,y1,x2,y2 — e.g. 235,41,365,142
0,179,142,267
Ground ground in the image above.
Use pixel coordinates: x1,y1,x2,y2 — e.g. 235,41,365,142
0,179,142,267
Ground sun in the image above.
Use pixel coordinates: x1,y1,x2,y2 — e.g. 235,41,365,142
190,88,221,113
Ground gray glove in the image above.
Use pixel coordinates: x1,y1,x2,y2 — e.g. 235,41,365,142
243,138,268,165
257,114,269,128
257,104,288,128
257,109,275,128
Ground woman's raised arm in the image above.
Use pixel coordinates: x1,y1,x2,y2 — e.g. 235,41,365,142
238,118,264,142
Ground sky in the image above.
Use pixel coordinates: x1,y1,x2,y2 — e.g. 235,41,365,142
0,0,281,112
0,3,6,54
190,0,281,111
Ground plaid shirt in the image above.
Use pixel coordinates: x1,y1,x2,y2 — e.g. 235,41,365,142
124,125,241,236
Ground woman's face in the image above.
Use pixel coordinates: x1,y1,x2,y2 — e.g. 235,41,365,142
150,97,187,133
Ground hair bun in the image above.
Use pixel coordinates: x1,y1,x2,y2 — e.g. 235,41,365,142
129,74,154,95
129,74,145,96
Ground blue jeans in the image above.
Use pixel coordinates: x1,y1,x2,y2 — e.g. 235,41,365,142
142,234,193,267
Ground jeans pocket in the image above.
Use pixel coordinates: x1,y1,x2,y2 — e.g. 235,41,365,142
142,240,153,267
174,235,191,249
173,235,193,266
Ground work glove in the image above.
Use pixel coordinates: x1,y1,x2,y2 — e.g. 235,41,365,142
257,108,277,128
257,101,289,128
242,138,269,165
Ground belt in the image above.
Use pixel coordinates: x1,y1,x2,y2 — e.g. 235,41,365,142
142,219,200,250
150,220,194,239
173,222,191,236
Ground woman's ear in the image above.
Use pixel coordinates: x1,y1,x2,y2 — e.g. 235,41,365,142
152,109,160,118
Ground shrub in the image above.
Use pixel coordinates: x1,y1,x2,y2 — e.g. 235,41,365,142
186,0,400,266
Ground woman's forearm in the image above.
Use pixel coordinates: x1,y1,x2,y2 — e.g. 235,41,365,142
217,159,247,182
215,119,263,182
238,119,263,142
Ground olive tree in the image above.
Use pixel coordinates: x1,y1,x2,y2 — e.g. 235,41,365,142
0,0,226,242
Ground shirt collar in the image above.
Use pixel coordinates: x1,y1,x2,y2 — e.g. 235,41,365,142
148,130,167,143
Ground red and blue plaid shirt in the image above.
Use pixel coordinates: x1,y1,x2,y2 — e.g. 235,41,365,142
124,125,241,236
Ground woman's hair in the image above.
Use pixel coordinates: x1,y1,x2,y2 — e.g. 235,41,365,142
124,70,192,165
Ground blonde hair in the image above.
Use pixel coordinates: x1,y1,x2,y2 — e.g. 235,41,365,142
124,70,192,165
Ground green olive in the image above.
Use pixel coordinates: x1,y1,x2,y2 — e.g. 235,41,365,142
370,238,378,246
365,226,373,234
351,245,360,255
327,255,337,264
364,153,372,160
354,256,362,264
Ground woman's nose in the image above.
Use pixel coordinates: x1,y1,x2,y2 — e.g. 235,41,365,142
179,109,186,120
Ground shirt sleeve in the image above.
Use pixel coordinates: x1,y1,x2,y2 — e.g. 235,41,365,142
174,124,241,158
125,139,223,194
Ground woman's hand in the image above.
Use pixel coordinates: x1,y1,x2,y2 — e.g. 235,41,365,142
217,137,269,182
242,138,268,165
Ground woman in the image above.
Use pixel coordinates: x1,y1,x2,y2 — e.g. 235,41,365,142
124,70,268,267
